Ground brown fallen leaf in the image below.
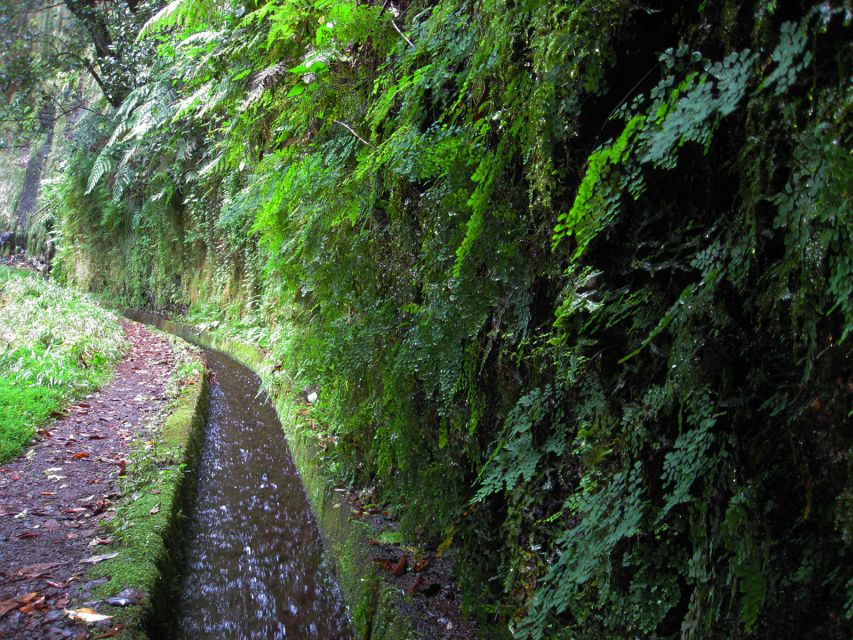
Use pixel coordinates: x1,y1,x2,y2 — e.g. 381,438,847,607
15,562,66,578
391,554,408,577
16,531,39,540
80,553,119,564
18,592,39,605
405,575,427,595
0,597,20,618
18,595,47,615
96,624,126,639
90,499,111,515
373,558,395,572
43,519,61,531
149,502,161,515
39,491,56,496
89,537,113,546
71,452,90,459
46,580,65,589
65,607,113,624
36,429,53,437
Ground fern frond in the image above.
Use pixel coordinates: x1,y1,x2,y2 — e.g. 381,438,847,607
137,0,214,40
85,150,113,195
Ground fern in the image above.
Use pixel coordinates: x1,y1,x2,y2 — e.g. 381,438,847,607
85,150,113,195
137,0,215,40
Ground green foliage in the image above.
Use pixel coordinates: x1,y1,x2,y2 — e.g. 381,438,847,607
47,0,852,638
0,267,126,461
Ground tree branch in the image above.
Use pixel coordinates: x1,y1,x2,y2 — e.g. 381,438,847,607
333,120,371,146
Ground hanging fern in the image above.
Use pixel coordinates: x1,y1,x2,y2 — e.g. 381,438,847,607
85,149,113,195
137,0,215,40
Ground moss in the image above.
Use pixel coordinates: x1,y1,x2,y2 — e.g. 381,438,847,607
84,358,208,639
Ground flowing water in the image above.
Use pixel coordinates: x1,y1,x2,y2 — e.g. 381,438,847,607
129,312,354,640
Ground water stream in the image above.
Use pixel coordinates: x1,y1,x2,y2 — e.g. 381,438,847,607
129,312,354,640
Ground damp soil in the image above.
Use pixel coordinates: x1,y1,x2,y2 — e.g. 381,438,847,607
0,320,177,640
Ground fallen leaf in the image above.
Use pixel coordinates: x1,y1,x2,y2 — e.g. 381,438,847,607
18,596,46,615
65,607,113,624
391,554,408,576
104,588,146,607
96,624,125,639
39,491,56,496
88,537,113,546
18,593,38,605
71,452,90,459
405,575,427,595
90,500,111,515
15,562,65,578
80,553,119,564
17,532,39,540
43,519,61,531
149,503,161,515
0,597,20,618
46,580,65,589
37,429,53,437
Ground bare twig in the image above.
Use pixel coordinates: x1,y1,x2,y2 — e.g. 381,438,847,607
391,20,415,48
333,120,371,146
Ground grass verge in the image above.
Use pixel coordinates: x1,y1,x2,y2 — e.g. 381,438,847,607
0,267,126,462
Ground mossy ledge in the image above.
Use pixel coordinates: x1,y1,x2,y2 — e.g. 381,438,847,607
86,333,208,639
128,313,416,640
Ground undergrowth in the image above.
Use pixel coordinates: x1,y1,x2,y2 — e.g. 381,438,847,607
0,266,126,461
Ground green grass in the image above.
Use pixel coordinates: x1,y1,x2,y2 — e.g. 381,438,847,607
0,266,126,462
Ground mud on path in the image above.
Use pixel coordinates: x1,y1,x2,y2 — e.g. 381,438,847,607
0,320,177,639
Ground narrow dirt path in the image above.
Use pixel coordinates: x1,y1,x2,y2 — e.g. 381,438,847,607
0,320,176,639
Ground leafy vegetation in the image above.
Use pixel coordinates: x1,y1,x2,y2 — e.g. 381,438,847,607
7,0,851,637
0,266,126,461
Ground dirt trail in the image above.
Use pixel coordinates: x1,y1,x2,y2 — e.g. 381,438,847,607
0,320,176,640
